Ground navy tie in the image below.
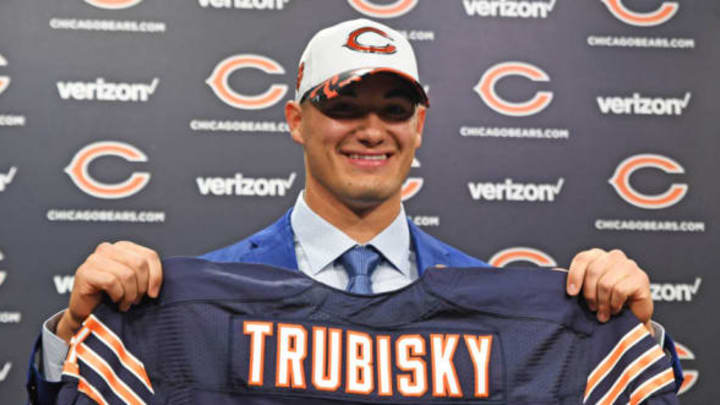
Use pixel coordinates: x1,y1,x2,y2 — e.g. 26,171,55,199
338,245,381,294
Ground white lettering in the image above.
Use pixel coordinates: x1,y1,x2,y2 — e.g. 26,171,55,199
597,92,691,116
0,362,11,382
0,115,26,127
0,312,21,323
197,0,290,9
190,119,290,133
54,275,75,294
57,78,159,102
468,178,564,202
650,278,702,302
463,0,555,18
0,166,17,191
196,172,296,197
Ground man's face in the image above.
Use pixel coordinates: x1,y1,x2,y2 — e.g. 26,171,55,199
288,73,426,210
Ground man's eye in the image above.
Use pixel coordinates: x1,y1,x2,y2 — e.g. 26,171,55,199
322,103,363,118
381,104,414,121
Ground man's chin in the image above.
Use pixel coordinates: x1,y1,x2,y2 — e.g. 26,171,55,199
339,187,400,209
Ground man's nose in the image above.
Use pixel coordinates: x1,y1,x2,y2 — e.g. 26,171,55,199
356,112,385,145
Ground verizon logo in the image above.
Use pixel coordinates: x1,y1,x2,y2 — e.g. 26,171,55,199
468,178,564,202
651,278,701,302
0,166,17,191
463,0,556,18
57,77,159,102
197,172,297,197
0,362,11,382
597,92,691,116
54,275,75,294
198,0,290,9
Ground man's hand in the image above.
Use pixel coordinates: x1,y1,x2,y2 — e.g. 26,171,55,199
56,241,163,344
566,248,654,333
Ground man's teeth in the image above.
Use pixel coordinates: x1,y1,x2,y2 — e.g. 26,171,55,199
349,154,387,160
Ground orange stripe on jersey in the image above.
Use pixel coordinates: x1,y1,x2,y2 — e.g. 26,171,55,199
584,323,648,400
63,326,92,376
77,375,110,405
76,343,146,405
597,346,665,405
84,315,154,393
629,368,674,405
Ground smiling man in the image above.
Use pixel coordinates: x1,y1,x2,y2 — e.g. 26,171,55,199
27,18,681,403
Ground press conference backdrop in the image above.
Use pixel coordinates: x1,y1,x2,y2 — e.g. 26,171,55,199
0,0,717,402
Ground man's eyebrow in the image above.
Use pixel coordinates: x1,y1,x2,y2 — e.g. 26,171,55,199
385,88,414,99
338,87,357,97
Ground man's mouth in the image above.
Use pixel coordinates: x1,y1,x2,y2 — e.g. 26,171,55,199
347,154,388,161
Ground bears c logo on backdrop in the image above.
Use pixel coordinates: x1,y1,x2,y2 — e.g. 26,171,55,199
0,54,10,96
401,158,423,201
488,247,557,268
609,154,687,209
674,342,698,395
474,62,553,117
207,54,288,110
347,0,418,19
64,141,150,199
601,0,678,27
84,0,143,10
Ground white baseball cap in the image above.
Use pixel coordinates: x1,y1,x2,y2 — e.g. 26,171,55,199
295,18,429,106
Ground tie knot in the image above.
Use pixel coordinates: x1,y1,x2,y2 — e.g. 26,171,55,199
338,245,381,294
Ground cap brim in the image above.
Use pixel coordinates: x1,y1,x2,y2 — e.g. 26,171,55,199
302,67,429,107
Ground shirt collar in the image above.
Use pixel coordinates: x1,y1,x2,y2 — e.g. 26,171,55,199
290,191,411,277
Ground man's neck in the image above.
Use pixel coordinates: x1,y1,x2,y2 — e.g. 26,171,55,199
303,185,402,245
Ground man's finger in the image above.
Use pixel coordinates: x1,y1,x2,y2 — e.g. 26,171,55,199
595,268,629,322
99,242,150,303
116,241,163,298
567,248,604,296
89,253,138,311
69,266,125,323
609,275,635,315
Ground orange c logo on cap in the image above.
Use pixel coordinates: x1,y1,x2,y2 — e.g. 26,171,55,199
64,141,150,199
609,154,687,209
346,27,397,54
489,247,557,268
206,54,288,110
602,0,678,27
475,62,553,117
347,0,418,19
84,0,143,10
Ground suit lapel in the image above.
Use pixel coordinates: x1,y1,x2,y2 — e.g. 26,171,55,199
247,209,300,271
408,219,450,275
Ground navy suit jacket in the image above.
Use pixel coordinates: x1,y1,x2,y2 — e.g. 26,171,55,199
27,209,487,404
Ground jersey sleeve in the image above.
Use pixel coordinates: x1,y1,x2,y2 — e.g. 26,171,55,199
583,316,678,405
57,313,155,405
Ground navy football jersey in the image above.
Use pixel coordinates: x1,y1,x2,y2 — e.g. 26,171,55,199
57,257,677,404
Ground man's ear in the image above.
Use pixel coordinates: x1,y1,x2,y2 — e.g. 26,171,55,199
413,105,427,148
285,100,305,145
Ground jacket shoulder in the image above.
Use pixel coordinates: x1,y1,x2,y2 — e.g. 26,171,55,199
408,221,488,269
199,210,293,263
